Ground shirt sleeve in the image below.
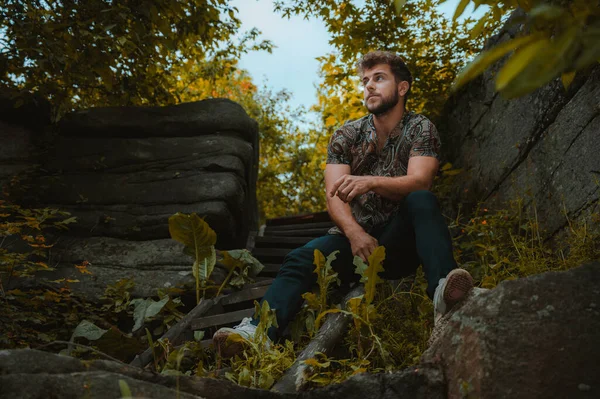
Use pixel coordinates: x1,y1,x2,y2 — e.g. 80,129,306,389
409,117,441,161
326,126,352,165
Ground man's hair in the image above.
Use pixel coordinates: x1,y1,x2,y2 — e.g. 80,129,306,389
357,51,413,100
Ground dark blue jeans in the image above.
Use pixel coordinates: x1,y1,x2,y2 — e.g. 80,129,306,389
254,190,457,340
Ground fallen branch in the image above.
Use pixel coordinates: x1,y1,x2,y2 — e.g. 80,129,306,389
271,284,365,393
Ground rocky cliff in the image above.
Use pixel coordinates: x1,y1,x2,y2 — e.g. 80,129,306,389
439,18,600,240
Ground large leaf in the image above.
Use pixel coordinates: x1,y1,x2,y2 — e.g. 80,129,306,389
453,34,543,91
495,38,549,91
221,249,264,276
500,27,579,98
70,319,107,341
130,296,169,332
168,213,216,262
363,246,386,305
193,246,216,281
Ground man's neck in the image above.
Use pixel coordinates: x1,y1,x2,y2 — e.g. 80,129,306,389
372,103,405,139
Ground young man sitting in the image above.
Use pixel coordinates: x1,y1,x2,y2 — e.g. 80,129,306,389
213,51,473,356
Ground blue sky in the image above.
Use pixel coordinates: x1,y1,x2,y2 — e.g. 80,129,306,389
230,0,482,114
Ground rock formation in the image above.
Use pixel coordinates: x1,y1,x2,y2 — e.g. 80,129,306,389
1,98,259,298
439,15,600,240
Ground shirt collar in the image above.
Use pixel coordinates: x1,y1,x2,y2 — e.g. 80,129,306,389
367,110,413,140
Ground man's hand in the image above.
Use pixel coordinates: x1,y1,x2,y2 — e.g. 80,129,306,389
329,174,372,203
347,229,379,262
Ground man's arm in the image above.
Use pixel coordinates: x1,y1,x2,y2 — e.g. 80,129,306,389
325,164,378,261
330,156,439,203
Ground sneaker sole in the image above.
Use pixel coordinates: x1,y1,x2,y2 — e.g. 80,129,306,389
443,269,474,307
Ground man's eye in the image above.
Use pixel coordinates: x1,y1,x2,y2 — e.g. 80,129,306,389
376,76,383,81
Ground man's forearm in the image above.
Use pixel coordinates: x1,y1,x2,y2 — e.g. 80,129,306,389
370,175,431,201
326,196,364,238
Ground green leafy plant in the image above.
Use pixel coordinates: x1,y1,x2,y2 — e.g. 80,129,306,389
225,300,296,389
446,0,600,97
168,213,217,304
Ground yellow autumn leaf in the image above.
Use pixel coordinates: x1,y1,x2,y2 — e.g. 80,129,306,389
561,71,576,89
364,246,386,305
453,34,543,91
495,38,549,91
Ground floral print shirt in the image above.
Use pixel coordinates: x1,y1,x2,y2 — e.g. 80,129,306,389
326,111,441,235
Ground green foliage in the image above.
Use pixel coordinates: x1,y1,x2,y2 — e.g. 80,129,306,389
0,0,272,120
449,0,600,97
168,213,217,303
224,300,296,389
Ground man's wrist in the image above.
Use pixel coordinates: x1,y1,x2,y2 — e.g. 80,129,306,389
343,224,365,240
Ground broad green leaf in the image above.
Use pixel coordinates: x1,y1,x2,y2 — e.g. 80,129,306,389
221,249,264,276
453,34,542,91
496,38,549,91
168,213,216,262
130,296,169,332
70,320,107,341
364,246,386,305
194,247,216,281
500,27,579,98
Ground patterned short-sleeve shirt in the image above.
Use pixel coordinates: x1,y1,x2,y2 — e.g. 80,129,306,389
326,111,441,234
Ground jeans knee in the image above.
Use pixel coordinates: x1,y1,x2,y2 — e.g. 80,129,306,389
279,246,316,277
404,190,439,214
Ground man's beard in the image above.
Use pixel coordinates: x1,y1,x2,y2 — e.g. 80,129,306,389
366,90,399,115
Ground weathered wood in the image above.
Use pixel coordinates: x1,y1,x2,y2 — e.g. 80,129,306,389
262,227,331,237
271,284,365,393
266,211,330,226
190,308,255,330
221,285,270,306
254,236,313,248
260,263,282,275
252,248,294,259
130,296,219,368
264,221,335,231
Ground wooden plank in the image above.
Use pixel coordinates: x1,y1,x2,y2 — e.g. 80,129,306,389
252,248,293,259
220,285,270,306
262,227,331,237
191,308,255,330
254,236,313,247
266,211,330,226
264,221,335,232
257,263,282,277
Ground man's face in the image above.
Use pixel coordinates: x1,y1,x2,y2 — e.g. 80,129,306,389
361,64,401,115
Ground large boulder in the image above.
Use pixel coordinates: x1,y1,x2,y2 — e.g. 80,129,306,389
26,98,258,248
422,262,600,398
439,13,600,238
2,98,259,300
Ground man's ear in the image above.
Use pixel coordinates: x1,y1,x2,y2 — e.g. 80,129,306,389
398,81,410,97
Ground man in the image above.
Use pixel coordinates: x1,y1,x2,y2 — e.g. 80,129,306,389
213,51,473,356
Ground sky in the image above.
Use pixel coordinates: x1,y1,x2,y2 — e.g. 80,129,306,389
230,0,482,115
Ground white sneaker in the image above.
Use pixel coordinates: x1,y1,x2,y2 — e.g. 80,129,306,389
433,268,474,324
213,317,267,357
